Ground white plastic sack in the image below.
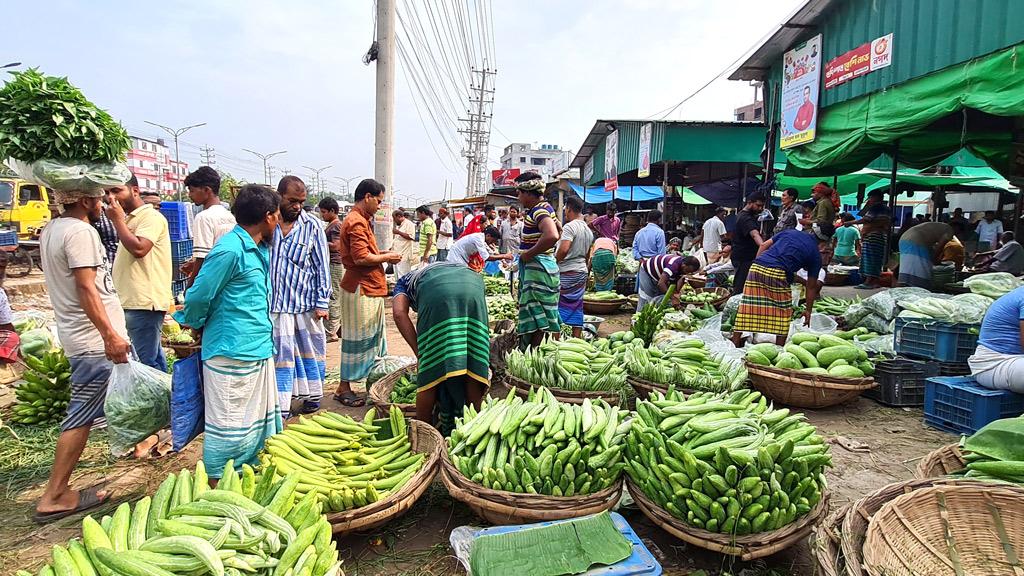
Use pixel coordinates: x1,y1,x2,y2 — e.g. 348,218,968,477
367,355,417,386
949,293,995,324
694,313,726,343
964,272,1022,299
855,335,895,356
787,313,838,340
7,158,131,191
104,361,172,457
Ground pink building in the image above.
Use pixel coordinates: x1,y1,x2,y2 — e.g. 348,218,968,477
126,136,189,197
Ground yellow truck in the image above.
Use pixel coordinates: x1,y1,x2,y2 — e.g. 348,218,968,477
0,177,52,237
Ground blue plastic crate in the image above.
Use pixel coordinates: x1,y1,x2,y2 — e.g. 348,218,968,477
171,278,187,297
171,239,193,263
0,230,18,247
924,376,1024,435
894,317,979,363
160,201,192,240
463,512,661,576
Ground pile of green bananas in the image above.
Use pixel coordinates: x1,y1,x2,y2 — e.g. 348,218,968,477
10,350,71,426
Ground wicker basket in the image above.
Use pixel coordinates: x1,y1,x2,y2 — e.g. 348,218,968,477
694,287,732,310
583,298,628,315
685,275,707,289
839,478,980,576
862,484,1024,576
439,447,623,525
489,323,518,381
325,419,443,535
369,363,418,418
811,503,851,576
913,443,966,479
746,363,876,409
824,271,849,286
506,374,621,406
626,376,695,400
163,340,200,358
626,477,829,560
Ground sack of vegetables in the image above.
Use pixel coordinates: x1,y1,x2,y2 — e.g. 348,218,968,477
105,360,172,456
0,69,132,190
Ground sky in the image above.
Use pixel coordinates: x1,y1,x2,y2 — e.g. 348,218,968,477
6,0,803,206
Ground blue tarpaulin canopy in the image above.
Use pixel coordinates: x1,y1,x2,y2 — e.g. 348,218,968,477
570,183,664,204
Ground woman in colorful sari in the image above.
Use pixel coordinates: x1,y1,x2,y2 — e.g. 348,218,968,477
590,237,618,292
392,262,489,434
174,184,283,482
853,189,891,289
515,171,561,347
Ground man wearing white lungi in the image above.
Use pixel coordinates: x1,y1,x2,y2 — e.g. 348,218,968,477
270,176,331,418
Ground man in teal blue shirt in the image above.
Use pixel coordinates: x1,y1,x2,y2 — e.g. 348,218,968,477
174,184,283,483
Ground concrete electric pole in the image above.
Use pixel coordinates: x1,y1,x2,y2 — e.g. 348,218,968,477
200,145,216,166
459,67,496,197
372,0,395,249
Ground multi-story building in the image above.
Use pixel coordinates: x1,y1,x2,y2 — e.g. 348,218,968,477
125,136,189,197
733,81,765,122
499,143,572,180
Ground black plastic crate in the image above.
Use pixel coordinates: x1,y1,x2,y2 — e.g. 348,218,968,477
938,361,971,377
863,358,940,407
615,274,637,296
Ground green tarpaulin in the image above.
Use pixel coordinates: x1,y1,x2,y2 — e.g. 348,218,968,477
785,42,1024,178
776,169,990,200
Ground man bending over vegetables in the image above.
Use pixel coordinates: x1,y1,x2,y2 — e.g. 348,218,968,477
968,285,1024,393
37,187,132,522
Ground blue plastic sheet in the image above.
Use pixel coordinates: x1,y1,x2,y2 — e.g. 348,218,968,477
171,353,205,452
569,184,664,204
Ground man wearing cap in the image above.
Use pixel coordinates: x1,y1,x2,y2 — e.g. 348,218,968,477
730,195,767,295
37,186,132,522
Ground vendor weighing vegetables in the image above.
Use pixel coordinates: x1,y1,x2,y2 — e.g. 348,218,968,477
392,262,489,434
968,285,1024,393
731,226,832,347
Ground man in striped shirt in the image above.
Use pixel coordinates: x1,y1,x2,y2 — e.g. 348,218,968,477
270,176,332,418
638,254,701,311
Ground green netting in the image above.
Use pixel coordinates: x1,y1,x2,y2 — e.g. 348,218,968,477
785,42,1024,178
469,512,632,576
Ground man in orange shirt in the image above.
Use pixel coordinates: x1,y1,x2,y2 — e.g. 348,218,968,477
332,179,402,407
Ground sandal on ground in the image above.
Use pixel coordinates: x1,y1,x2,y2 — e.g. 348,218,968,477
33,485,110,524
332,391,366,407
853,283,875,289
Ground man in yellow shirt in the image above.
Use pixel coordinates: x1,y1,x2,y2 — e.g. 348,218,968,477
106,174,173,372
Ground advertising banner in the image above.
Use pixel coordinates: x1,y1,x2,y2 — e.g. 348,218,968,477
780,34,822,150
637,123,652,178
604,130,619,192
490,168,520,188
583,157,594,183
824,33,893,89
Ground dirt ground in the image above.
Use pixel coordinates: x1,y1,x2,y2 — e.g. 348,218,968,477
0,284,961,576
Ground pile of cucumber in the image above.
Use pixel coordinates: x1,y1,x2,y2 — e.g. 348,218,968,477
626,388,830,535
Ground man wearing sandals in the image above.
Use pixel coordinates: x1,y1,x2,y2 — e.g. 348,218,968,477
37,186,132,522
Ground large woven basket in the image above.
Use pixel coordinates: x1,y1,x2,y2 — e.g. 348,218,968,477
685,275,707,290
810,503,851,576
746,363,876,409
840,478,979,576
506,374,621,406
691,287,731,310
863,484,1024,576
583,298,628,315
913,442,966,479
369,364,417,418
626,477,829,561
488,322,518,381
325,419,443,534
439,447,622,525
626,376,695,400
163,339,200,358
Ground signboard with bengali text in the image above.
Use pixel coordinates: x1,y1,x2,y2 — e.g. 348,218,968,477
637,123,652,178
780,34,822,150
604,130,619,192
824,33,893,89
490,168,520,188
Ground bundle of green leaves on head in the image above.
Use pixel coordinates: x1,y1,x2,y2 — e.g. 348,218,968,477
0,68,132,189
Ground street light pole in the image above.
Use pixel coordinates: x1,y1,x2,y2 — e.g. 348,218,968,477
302,165,332,202
1,62,21,70
242,149,287,185
332,175,362,200
144,121,206,202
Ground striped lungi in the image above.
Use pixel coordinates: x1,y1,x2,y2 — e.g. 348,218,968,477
272,311,327,418
339,286,388,384
860,231,886,278
591,249,616,291
202,356,282,478
416,265,490,435
517,254,561,337
733,264,793,336
63,354,113,432
558,270,588,327
897,239,933,288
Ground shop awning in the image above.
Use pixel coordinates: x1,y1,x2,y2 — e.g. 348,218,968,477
784,42,1024,178
569,183,664,204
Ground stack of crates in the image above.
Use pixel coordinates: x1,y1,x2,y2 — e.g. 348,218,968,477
160,201,192,297
865,358,939,407
924,376,1024,435
893,317,979,363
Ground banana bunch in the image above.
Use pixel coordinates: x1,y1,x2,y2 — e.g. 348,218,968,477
10,350,71,426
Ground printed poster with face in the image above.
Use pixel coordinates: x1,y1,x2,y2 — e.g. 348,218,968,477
780,34,822,149
637,123,652,178
604,129,619,192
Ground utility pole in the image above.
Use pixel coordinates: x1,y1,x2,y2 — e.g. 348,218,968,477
372,0,395,249
303,165,332,202
333,176,362,201
459,67,496,198
145,120,206,202
200,145,216,166
242,148,286,185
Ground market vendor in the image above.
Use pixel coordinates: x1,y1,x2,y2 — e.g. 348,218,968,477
853,189,891,289
731,226,832,347
556,196,595,338
897,222,954,288
515,171,562,347
175,184,283,483
831,213,861,266
446,225,511,267
638,254,701,311
968,285,1024,393
392,262,489,434
589,236,618,292
974,232,1024,276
